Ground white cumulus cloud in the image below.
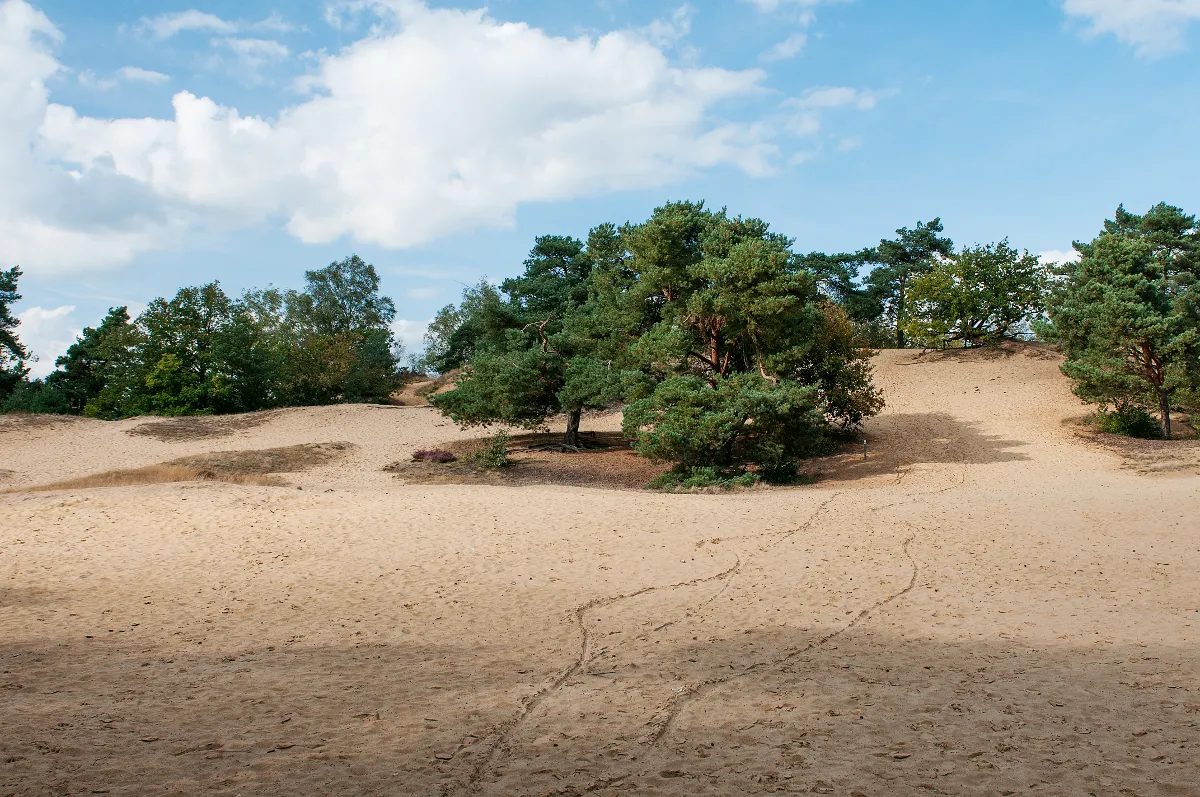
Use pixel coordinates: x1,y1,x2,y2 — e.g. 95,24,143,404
2,0,779,274
16,304,78,377
1062,0,1200,56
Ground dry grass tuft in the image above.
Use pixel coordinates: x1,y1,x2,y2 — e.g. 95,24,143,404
170,441,354,475
23,465,283,492
126,411,283,442
15,442,355,494
0,413,75,434
1074,423,1200,475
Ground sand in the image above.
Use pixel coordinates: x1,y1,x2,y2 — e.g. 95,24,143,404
1,346,1197,796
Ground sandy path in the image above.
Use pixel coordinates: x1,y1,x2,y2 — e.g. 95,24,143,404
2,348,1198,796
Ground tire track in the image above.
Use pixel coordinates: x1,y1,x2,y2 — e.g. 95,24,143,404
459,555,742,795
642,533,920,746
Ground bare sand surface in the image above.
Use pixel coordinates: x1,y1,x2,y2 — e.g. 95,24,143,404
2,347,1197,796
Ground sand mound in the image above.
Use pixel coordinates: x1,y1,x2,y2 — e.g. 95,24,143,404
2,344,1197,796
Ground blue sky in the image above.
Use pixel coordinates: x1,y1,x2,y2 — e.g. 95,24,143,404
5,0,1200,375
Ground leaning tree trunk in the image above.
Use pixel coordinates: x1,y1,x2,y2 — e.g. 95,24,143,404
563,408,582,450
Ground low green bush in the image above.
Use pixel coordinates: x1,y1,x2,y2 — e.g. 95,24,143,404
471,430,512,469
647,466,759,491
1093,405,1160,439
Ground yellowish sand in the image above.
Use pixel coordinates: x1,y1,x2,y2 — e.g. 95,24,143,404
1,347,1197,796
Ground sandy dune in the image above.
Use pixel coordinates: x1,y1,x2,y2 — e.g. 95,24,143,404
2,348,1197,796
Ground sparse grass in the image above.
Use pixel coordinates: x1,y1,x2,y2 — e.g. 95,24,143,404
22,465,283,492
13,442,355,494
0,413,73,434
126,411,282,442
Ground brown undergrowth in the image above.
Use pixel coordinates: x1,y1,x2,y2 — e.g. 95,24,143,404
126,411,285,442
14,442,355,493
386,431,673,491
1072,422,1200,475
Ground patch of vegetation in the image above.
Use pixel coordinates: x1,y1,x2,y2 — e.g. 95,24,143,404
12,442,354,494
469,430,512,469
2,257,405,418
412,449,456,463
647,467,759,491
1092,405,1161,439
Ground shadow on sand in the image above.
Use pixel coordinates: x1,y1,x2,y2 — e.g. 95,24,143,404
815,412,1030,483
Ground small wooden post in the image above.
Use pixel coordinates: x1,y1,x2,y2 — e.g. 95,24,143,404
862,438,868,460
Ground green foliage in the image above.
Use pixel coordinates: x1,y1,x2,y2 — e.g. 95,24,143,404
429,229,643,448
471,430,512,469
861,220,955,348
1044,202,1200,439
622,374,831,472
904,240,1048,348
647,466,759,491
1093,405,1160,439
5,255,402,420
1,379,69,414
431,343,562,430
615,201,880,474
428,200,885,473
0,266,30,400
420,281,515,374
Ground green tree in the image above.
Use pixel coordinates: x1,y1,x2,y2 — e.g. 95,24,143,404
1043,203,1200,439
430,231,638,448
282,256,401,405
44,307,135,414
619,201,883,478
420,280,516,375
129,283,236,415
0,266,30,400
862,219,955,348
904,240,1048,348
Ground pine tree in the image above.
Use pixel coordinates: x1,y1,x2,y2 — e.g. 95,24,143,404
1045,203,1200,439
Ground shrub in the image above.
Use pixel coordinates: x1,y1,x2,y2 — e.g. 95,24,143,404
1093,405,1160,439
647,466,759,491
412,449,456,463
623,374,831,475
471,430,511,469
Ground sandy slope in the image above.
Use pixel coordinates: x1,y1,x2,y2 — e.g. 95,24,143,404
1,347,1197,797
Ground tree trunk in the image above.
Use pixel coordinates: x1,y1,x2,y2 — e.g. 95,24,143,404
563,408,582,449
1159,391,1172,440
895,279,906,349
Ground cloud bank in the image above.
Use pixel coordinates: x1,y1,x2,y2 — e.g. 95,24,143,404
1,0,780,274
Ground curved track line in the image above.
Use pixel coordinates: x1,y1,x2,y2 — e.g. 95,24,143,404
644,534,919,746
459,555,742,794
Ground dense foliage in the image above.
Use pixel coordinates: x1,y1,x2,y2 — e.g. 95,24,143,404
430,201,884,479
1042,203,1200,439
904,240,1049,348
3,256,403,417
0,266,30,401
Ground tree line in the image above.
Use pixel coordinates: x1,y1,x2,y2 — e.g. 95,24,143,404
0,256,402,418
2,200,1196,465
